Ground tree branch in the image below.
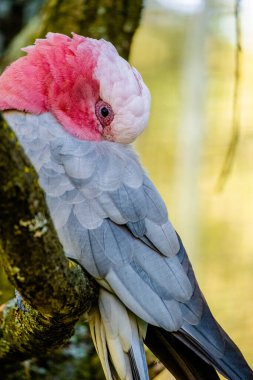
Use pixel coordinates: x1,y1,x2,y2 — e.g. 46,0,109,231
0,115,98,362
216,0,242,191
2,0,143,67
0,0,143,370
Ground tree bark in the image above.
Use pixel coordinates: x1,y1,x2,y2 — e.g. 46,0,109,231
0,115,98,362
2,0,143,67
0,0,143,368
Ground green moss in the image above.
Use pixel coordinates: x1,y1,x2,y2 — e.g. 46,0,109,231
0,116,98,361
0,0,142,371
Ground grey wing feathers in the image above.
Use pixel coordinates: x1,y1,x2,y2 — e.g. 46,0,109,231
44,136,193,331
63,211,192,330
5,112,191,348
54,138,253,379
6,112,253,379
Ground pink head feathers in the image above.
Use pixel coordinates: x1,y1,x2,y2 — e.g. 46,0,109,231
0,33,150,143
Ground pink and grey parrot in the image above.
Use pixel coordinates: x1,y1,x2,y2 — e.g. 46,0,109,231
0,33,252,380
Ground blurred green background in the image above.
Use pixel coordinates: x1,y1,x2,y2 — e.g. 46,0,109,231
132,1,253,378
1,0,253,379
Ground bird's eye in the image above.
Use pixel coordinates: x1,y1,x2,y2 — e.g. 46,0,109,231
95,100,114,127
101,107,109,117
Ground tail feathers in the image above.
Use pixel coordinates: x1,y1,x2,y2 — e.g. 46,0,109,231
178,301,253,380
145,324,219,380
88,289,149,380
145,302,253,380
89,307,115,380
175,326,253,380
172,235,253,380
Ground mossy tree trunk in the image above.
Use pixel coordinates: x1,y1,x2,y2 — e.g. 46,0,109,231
0,116,98,362
0,0,143,375
2,0,143,67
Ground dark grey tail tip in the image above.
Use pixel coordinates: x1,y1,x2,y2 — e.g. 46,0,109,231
145,325,220,380
145,324,253,380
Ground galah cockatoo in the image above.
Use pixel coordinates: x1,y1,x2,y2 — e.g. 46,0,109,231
0,33,252,380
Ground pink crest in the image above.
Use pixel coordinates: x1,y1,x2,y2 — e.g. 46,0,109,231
0,33,102,140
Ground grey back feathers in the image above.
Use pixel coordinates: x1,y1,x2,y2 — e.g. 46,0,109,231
5,111,253,380
6,111,192,332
